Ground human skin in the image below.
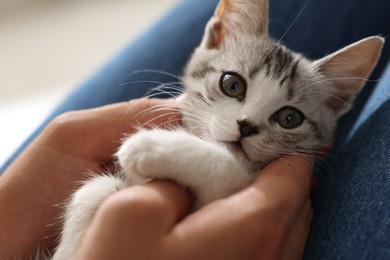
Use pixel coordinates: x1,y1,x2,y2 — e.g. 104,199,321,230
0,98,181,258
0,98,313,259
77,156,313,260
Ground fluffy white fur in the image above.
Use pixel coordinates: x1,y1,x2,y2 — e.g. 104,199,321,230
53,176,125,259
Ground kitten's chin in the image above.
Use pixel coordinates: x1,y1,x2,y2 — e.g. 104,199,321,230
222,141,268,172
223,141,250,160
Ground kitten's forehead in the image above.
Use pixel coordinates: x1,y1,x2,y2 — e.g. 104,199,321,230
207,37,303,83
216,36,273,72
190,36,302,75
185,35,316,109
249,74,291,112
218,37,308,100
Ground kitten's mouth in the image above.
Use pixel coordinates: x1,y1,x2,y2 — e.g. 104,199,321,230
224,141,248,159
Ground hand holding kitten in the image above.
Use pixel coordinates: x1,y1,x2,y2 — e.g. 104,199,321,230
76,156,313,260
0,98,180,258
0,97,313,259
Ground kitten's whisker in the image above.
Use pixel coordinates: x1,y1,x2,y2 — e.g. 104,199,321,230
137,108,187,129
155,118,183,130
149,86,184,95
144,91,182,99
181,117,210,128
132,69,182,81
300,90,354,111
306,76,377,88
120,80,176,87
260,0,309,70
183,106,210,119
275,0,309,45
182,103,213,121
138,112,182,129
146,84,183,92
145,82,184,96
184,93,219,115
125,109,182,134
120,80,183,98
146,84,183,99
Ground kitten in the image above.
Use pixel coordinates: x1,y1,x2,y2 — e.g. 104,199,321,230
51,0,383,258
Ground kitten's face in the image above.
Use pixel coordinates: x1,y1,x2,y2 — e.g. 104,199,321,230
180,0,382,165
182,36,333,163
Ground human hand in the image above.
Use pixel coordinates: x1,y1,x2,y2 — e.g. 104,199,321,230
0,98,180,258
76,156,313,260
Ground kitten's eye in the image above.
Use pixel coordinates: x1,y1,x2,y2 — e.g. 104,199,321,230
219,72,247,99
275,107,304,129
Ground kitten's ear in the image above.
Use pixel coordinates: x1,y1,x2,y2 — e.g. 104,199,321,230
314,36,384,116
200,0,268,49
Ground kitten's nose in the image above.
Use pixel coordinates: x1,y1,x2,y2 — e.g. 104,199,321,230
237,119,259,138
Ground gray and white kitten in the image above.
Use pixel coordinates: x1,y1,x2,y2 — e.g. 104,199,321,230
52,0,383,258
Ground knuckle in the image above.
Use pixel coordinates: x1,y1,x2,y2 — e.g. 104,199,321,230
99,186,166,222
47,111,81,136
128,97,154,107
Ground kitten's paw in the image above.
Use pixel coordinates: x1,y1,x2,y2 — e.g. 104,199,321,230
117,129,252,207
117,129,182,183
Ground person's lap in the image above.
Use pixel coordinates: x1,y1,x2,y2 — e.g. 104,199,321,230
349,62,390,138
1,0,390,258
303,61,390,259
305,98,390,259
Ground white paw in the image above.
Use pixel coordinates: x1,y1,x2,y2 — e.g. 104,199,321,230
116,128,252,207
116,129,183,183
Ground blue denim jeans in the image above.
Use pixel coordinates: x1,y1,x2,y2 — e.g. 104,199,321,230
2,0,390,258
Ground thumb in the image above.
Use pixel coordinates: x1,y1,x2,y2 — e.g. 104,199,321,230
252,156,314,218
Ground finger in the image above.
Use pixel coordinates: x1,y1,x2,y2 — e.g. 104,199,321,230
281,199,313,260
77,181,194,259
253,155,313,217
94,99,181,162
105,98,181,132
46,98,181,163
142,181,194,231
100,180,193,234
169,156,313,259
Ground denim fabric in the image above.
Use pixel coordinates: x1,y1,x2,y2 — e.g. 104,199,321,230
349,62,390,138
305,100,390,260
1,0,390,258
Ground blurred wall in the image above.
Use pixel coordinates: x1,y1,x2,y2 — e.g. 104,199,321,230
0,0,178,103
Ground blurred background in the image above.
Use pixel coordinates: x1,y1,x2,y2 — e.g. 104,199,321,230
0,0,178,166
